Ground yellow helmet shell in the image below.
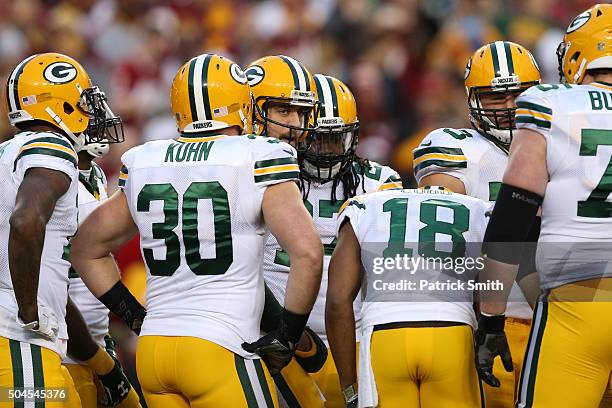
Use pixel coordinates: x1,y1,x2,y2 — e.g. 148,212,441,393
558,4,612,84
171,54,252,134
464,41,541,91
245,55,316,135
313,74,358,128
5,52,93,134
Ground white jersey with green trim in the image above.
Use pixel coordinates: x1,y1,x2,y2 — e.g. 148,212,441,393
413,127,533,319
337,188,489,329
515,82,612,288
119,134,299,358
263,161,402,343
63,162,110,365
413,127,506,202
0,131,78,357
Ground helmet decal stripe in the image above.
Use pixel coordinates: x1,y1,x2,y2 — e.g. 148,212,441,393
280,55,306,91
325,76,339,117
489,43,501,77
296,61,311,91
504,42,515,75
200,54,213,121
192,54,212,121
7,55,37,111
314,74,334,118
495,41,510,77
187,58,199,122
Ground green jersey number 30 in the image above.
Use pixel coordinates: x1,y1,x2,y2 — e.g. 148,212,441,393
137,181,233,276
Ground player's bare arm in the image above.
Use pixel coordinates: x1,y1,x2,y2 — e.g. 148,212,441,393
9,167,71,323
262,181,323,314
71,189,145,333
419,173,466,194
326,220,361,390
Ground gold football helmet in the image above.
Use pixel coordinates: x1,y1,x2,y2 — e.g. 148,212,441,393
465,41,541,149
557,4,612,84
245,55,317,141
171,53,251,134
299,74,359,182
5,52,123,147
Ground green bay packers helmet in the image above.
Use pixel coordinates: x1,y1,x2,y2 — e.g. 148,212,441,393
245,55,317,141
557,4,612,84
171,54,251,134
5,52,123,148
299,74,359,182
465,41,541,150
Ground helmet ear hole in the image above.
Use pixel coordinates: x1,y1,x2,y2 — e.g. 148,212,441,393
570,51,581,63
63,102,74,115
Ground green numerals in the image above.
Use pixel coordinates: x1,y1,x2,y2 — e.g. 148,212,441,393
418,199,469,258
137,182,233,277
382,198,470,259
535,83,572,92
442,128,472,140
137,184,180,276
183,182,233,275
577,129,612,218
382,198,412,257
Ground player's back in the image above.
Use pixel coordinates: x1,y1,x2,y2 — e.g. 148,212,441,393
338,187,489,329
0,131,78,355
516,83,612,288
119,134,299,357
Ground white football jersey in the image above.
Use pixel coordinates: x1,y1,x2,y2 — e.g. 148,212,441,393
414,127,534,318
263,161,402,343
0,131,78,357
337,188,490,329
63,162,110,365
516,82,612,288
120,134,299,358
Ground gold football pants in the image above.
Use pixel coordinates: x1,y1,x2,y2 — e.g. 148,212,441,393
136,335,278,408
370,324,482,408
516,278,612,408
0,337,81,408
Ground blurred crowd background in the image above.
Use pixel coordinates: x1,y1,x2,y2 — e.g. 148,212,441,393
0,0,595,402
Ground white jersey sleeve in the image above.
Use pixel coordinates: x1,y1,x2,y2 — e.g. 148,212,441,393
413,129,470,189
12,132,78,184
251,138,299,189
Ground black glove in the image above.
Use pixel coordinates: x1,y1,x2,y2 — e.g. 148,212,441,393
342,384,358,408
97,337,132,407
295,326,328,373
242,308,309,375
474,314,513,387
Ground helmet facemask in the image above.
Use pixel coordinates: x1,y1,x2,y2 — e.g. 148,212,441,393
78,86,124,145
298,120,359,183
467,79,538,151
253,90,318,146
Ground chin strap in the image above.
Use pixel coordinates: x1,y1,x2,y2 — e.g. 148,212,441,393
45,107,85,150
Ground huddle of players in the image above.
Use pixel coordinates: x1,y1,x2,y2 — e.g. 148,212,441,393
0,3,610,408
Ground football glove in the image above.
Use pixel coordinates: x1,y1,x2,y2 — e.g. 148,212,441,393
474,313,513,387
97,342,133,407
342,384,358,408
242,308,309,375
295,326,328,373
17,306,59,341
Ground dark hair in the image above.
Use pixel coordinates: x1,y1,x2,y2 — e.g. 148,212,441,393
586,68,612,78
300,155,370,202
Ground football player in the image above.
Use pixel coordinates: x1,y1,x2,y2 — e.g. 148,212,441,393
246,55,328,408
413,41,541,408
0,52,123,407
62,139,142,408
248,59,403,407
327,186,489,408
70,53,323,408
476,4,612,407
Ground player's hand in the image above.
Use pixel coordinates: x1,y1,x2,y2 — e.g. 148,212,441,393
17,306,59,341
295,326,328,373
97,351,133,407
342,384,358,408
474,313,513,387
242,332,296,375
